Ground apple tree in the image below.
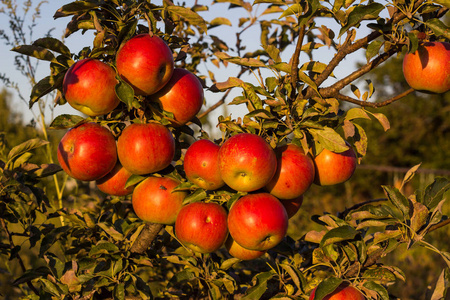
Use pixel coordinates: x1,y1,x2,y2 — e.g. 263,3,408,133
1,0,450,299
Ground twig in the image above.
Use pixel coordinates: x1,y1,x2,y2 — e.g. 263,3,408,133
333,88,414,108
428,218,450,234
290,24,306,101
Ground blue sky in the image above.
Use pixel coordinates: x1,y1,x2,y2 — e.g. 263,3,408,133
0,1,371,134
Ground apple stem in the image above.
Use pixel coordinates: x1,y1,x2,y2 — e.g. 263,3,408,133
130,223,164,254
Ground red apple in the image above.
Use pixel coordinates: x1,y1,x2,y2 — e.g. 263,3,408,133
280,196,303,219
175,202,228,253
218,133,277,192
227,193,288,251
265,144,315,199
225,236,266,260
150,68,204,126
183,139,225,190
62,58,120,116
132,176,187,224
96,162,134,196
313,145,357,186
402,41,450,94
57,123,117,181
309,283,365,300
116,33,174,95
117,123,175,175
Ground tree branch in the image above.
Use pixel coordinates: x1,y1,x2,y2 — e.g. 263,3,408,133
331,88,414,108
290,24,306,101
130,223,164,254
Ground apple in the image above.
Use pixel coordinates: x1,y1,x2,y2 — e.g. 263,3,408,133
309,283,365,300
117,123,175,175
225,236,266,260
96,162,134,196
57,123,117,181
116,33,174,95
132,176,187,224
227,193,288,251
150,68,204,126
265,144,315,199
218,133,277,192
183,139,225,190
313,145,357,186
402,41,450,94
175,202,228,253
62,58,120,116
280,196,303,219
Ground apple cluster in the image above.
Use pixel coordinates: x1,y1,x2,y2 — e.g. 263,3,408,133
56,32,359,261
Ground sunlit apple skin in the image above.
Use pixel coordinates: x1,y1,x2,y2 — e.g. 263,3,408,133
175,202,228,253
225,236,266,260
228,193,288,251
280,196,303,219
183,139,225,190
218,133,277,192
150,68,204,126
265,144,315,199
62,58,120,116
96,162,134,196
117,123,175,175
57,123,117,181
313,146,357,186
309,284,365,300
132,176,187,224
116,33,174,95
402,41,450,94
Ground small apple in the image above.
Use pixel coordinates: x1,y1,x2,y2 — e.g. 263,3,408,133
218,133,277,192
183,139,225,190
57,123,117,181
225,236,266,260
280,196,303,219
62,58,120,116
116,33,174,95
132,176,187,224
117,123,175,175
265,144,315,199
313,145,357,186
309,283,365,300
96,162,134,196
402,41,450,94
227,193,288,251
150,68,204,126
175,202,228,253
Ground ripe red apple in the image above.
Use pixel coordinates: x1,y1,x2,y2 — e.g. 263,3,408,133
225,236,266,260
57,123,117,181
313,145,357,186
117,123,175,175
150,68,204,126
132,176,187,224
116,33,174,95
265,144,315,199
280,196,303,219
175,202,228,253
402,41,450,94
227,193,288,251
309,283,365,300
96,162,134,196
218,133,277,192
183,139,225,190
62,58,120,116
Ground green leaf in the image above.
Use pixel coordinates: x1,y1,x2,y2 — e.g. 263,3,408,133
433,0,450,9
29,72,65,107
242,271,275,300
430,268,450,300
421,177,450,210
54,1,100,18
49,114,86,129
382,186,410,220
209,17,232,28
166,6,208,33
114,283,125,300
97,223,124,241
280,3,303,18
311,277,343,300
44,253,65,278
245,109,276,119
309,127,348,153
345,107,371,121
210,77,244,92
338,3,384,38
12,45,56,62
220,258,240,270
366,40,383,62
426,19,450,40
363,267,397,284
363,281,389,299
320,225,358,248
32,37,72,57
7,138,49,163
183,188,207,204
89,242,120,257
115,78,136,109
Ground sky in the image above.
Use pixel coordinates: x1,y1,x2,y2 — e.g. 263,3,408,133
0,0,374,136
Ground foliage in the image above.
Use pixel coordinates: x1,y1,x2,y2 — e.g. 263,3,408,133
0,0,449,299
